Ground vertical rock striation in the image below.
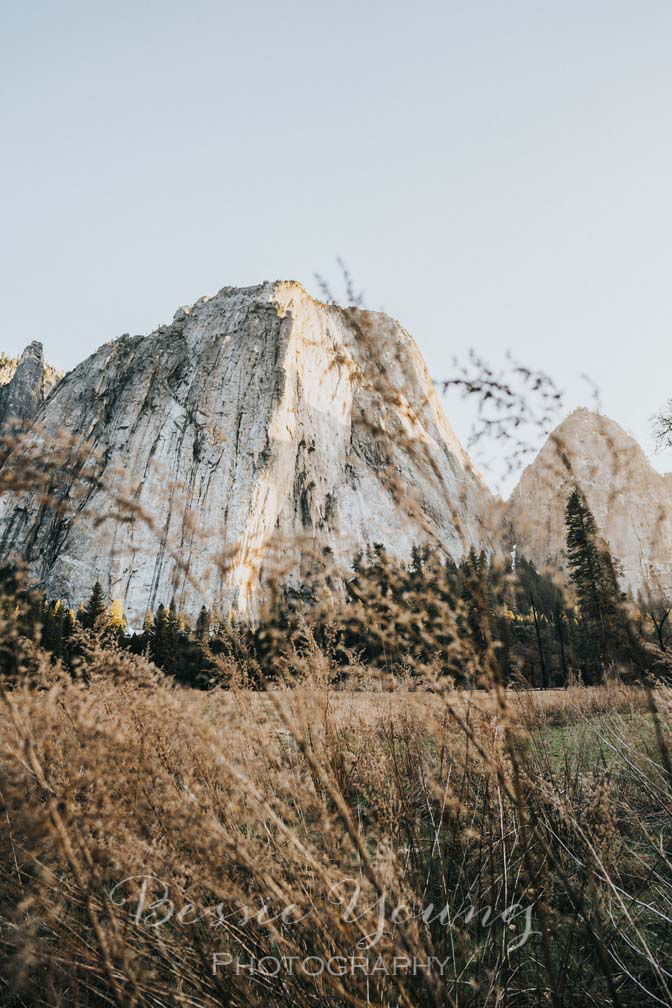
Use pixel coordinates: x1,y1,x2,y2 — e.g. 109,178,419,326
0,342,62,433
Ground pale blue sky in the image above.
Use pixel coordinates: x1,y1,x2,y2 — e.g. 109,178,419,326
3,2,672,492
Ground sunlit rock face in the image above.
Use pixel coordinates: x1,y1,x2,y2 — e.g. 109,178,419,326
0,282,495,625
507,408,672,597
0,342,61,432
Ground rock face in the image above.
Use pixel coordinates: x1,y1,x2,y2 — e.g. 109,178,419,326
0,282,495,625
0,343,62,432
507,408,672,597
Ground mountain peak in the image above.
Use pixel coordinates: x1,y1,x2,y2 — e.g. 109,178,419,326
508,408,672,596
0,342,63,433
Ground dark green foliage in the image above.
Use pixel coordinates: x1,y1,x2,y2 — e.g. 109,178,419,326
341,543,464,678
40,598,63,655
508,555,573,687
4,531,664,690
565,489,615,626
150,604,170,669
564,488,630,680
325,543,577,687
195,605,210,642
82,581,106,631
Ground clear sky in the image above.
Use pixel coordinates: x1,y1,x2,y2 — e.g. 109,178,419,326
3,1,672,494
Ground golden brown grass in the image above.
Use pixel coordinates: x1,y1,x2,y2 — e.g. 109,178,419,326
0,639,670,1007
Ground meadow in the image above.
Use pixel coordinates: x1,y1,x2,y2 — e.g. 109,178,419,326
1,636,670,1007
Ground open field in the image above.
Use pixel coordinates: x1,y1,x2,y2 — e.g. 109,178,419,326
1,667,670,1008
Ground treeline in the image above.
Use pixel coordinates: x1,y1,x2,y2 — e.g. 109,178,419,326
6,582,225,689
3,488,669,689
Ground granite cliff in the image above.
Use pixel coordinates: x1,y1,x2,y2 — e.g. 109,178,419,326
0,282,496,625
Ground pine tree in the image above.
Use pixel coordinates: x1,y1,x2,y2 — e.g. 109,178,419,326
63,607,77,638
459,547,489,656
167,599,181,669
168,598,179,638
565,489,621,678
195,605,210,643
83,581,106,631
41,599,62,657
57,605,78,667
151,603,170,668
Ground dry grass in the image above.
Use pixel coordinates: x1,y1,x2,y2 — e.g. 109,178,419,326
0,642,670,1007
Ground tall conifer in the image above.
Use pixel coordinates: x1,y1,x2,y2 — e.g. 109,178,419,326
83,581,106,631
565,488,621,676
